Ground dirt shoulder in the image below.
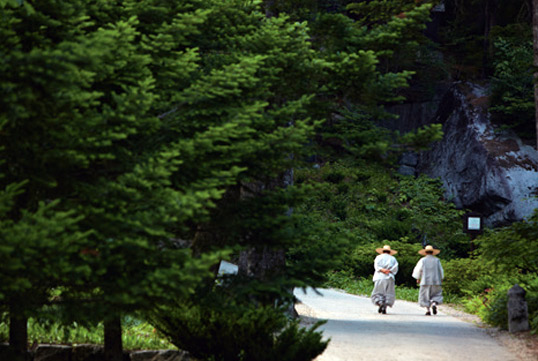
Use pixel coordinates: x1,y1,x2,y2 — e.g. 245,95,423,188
439,304,538,361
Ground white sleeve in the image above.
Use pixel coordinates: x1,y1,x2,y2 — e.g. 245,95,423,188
412,258,423,280
374,255,381,272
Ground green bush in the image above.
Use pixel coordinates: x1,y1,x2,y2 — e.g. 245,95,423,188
442,257,491,297
458,273,538,333
148,286,328,361
324,271,374,296
482,284,511,329
489,28,535,138
343,240,423,287
484,277,538,332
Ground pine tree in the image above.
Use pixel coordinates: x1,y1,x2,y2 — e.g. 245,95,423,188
0,1,226,359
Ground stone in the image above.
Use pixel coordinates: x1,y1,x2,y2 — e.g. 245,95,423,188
34,344,72,361
507,284,530,333
130,350,192,361
385,82,538,226
72,344,104,361
130,350,160,361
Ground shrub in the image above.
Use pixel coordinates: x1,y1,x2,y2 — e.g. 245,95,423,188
489,34,535,138
342,240,422,287
148,285,328,361
442,257,490,297
475,209,538,275
460,273,538,333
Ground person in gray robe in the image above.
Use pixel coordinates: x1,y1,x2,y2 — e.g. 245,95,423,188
412,245,444,316
371,245,399,314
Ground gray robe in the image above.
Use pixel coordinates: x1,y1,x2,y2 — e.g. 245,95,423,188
412,255,444,307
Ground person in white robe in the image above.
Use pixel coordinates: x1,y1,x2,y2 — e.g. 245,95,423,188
412,245,444,316
371,245,399,314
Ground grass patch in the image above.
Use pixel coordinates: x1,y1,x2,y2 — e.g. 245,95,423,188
0,316,174,351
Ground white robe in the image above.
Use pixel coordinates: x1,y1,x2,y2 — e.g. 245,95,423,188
371,253,399,307
373,253,399,281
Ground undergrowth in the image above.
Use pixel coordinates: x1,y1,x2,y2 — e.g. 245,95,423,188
0,316,173,351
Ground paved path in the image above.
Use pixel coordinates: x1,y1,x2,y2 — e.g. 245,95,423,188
293,288,520,361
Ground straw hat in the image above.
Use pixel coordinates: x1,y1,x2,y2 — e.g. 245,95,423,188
418,245,440,256
375,245,398,255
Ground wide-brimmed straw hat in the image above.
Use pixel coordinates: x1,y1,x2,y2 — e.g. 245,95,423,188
375,245,397,255
418,245,440,256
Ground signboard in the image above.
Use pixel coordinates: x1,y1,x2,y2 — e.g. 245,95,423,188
463,213,483,234
467,216,481,231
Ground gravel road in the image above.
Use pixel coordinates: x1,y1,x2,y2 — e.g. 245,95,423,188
294,288,521,361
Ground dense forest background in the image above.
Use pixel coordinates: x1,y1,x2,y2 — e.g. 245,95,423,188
1,1,537,361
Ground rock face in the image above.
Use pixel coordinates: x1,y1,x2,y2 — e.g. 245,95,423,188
387,82,538,226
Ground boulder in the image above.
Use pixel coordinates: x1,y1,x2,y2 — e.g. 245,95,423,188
388,82,538,226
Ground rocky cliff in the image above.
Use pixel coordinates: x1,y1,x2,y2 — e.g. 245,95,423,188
386,82,538,227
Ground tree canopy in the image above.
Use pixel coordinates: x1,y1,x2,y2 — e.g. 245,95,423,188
0,0,473,359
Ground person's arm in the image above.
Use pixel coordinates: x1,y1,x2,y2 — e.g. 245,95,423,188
389,258,399,275
374,256,381,272
439,259,444,279
412,258,423,282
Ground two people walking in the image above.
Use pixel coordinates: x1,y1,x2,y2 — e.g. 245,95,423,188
371,244,444,315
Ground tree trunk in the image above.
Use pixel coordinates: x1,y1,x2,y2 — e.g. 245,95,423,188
238,245,286,281
104,316,123,361
9,308,28,361
534,0,538,150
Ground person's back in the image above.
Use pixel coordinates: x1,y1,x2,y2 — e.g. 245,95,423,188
373,253,398,281
371,245,399,314
412,245,444,316
420,255,443,285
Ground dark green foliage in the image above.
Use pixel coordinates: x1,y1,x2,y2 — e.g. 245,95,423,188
476,210,538,275
442,257,491,297
296,160,467,263
344,241,423,287
2,0,494,355
0,184,90,315
440,0,531,79
489,29,535,138
456,212,538,332
286,211,350,288
149,284,328,361
473,274,538,332
295,158,470,291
